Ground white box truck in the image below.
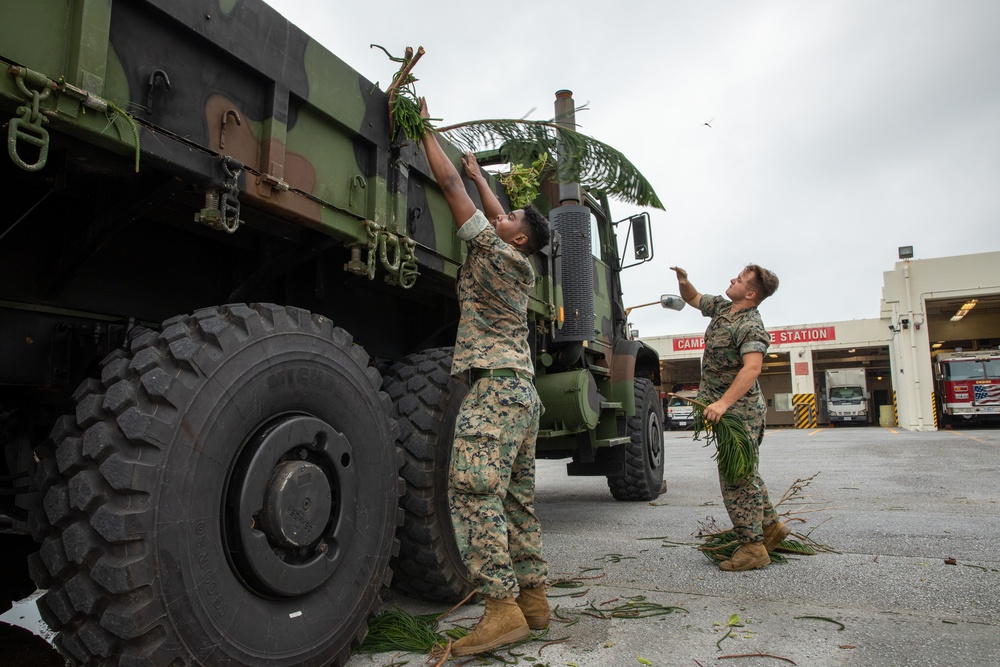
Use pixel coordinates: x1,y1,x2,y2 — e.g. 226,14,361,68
825,369,869,425
666,386,699,430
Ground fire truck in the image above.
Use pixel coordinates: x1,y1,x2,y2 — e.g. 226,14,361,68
933,350,1000,426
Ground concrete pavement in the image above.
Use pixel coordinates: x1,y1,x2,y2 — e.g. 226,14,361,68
350,425,1000,667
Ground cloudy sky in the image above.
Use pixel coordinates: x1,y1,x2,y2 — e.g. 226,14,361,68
263,0,999,337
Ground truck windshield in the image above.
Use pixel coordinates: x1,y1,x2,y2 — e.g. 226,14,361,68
942,360,985,381
985,359,1000,380
830,387,863,400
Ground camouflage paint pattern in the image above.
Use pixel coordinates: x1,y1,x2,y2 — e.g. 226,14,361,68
0,1,562,318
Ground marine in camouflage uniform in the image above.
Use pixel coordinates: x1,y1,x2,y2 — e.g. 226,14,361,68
449,208,548,598
698,293,778,543
672,264,783,571
420,97,552,655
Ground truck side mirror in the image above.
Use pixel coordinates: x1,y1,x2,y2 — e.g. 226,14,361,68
659,294,685,311
630,213,651,260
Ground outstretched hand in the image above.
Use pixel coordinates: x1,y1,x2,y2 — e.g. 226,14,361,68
462,151,482,181
670,266,688,283
419,96,429,120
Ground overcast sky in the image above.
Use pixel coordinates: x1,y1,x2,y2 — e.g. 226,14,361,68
263,0,999,337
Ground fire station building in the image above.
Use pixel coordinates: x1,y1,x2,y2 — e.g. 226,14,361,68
642,251,1000,432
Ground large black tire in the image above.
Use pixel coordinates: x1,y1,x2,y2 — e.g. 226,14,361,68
608,378,666,501
27,304,402,666
381,348,474,603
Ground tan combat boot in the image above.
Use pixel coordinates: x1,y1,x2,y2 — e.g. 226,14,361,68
762,520,791,552
719,541,770,571
451,596,530,657
516,586,550,630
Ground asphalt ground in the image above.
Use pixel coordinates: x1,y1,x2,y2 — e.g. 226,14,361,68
4,425,998,666
350,424,1000,667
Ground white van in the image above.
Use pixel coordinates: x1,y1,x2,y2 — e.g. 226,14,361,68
666,388,699,430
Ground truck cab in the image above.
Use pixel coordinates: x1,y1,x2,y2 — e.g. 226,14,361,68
665,387,699,430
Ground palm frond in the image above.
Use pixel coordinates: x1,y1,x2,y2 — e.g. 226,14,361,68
436,118,663,210
693,410,758,484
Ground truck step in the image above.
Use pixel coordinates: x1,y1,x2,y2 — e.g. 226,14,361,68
596,436,631,447
600,401,623,410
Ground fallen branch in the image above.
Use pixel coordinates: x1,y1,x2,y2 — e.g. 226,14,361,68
537,638,570,655
436,588,477,621
794,615,845,631
428,638,452,667
719,653,797,665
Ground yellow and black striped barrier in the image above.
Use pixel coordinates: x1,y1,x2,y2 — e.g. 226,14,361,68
892,391,898,427
931,391,938,429
793,393,817,429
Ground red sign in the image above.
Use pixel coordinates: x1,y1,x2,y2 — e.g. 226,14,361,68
770,326,836,345
671,326,836,352
672,337,705,351
794,362,810,376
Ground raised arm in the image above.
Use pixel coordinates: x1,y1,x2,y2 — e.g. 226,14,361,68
671,266,703,309
419,99,476,227
462,151,505,221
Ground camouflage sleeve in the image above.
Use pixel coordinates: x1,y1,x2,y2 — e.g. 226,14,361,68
456,209,489,241
736,311,770,356
699,294,726,318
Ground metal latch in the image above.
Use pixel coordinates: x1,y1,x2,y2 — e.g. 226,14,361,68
7,66,55,171
195,156,244,233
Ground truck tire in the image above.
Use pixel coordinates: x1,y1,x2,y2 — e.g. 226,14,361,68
608,378,666,501
26,304,401,667
381,348,475,603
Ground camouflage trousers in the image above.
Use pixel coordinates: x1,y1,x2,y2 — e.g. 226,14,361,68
719,409,779,543
449,376,548,598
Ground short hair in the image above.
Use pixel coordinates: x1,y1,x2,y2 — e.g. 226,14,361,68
744,263,779,303
519,204,551,256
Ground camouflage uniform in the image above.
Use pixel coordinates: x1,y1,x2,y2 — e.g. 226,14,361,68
449,210,548,598
698,294,778,543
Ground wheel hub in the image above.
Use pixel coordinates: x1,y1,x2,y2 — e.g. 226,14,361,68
226,415,358,598
261,460,333,548
647,412,663,469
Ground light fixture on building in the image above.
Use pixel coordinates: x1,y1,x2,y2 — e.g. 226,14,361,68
848,348,856,353
932,341,943,349
950,299,978,322
898,245,914,260
768,353,778,359
877,376,883,381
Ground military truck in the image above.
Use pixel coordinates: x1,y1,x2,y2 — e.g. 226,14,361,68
0,1,665,664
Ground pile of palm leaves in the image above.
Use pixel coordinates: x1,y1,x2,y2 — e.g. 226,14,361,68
355,607,452,655
698,528,817,565
696,473,836,565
